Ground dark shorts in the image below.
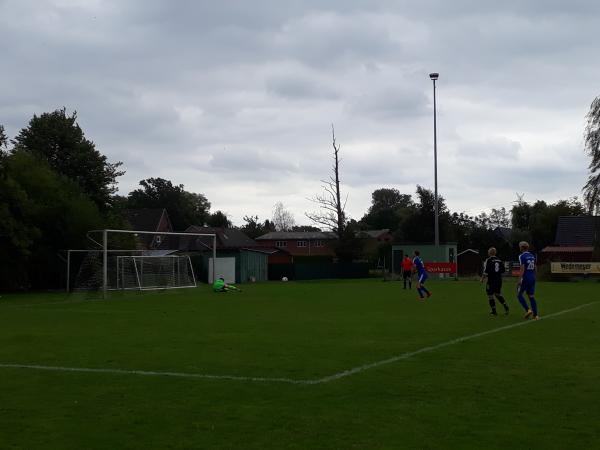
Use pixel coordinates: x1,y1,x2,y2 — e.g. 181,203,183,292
519,279,536,296
486,280,502,295
403,270,412,280
418,272,428,284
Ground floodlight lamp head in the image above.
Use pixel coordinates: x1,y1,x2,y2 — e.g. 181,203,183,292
429,72,439,80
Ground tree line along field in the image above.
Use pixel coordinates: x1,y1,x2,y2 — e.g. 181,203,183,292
1,279,599,449
2,109,594,293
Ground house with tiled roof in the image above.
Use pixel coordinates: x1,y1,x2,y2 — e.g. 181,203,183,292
123,208,173,249
183,226,258,250
541,216,600,262
180,226,286,283
357,229,393,242
356,229,393,260
256,231,337,257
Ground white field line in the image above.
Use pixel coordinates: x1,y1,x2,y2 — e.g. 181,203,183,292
314,301,599,384
9,307,136,315
1,296,156,309
1,301,597,385
1,298,107,308
0,363,310,385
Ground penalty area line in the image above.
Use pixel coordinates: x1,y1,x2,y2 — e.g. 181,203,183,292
315,300,599,384
0,301,597,385
0,363,314,385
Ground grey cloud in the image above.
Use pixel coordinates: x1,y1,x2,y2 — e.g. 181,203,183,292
448,143,587,193
266,74,340,100
208,147,300,176
455,138,521,161
346,87,429,120
1,0,597,225
267,12,403,68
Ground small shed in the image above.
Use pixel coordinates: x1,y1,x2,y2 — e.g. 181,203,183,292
457,249,481,276
197,249,269,283
239,249,269,282
182,226,269,283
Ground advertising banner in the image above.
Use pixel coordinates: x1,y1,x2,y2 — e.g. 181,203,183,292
551,262,600,274
425,262,457,274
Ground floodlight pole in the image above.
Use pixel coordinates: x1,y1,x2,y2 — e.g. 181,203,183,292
212,235,217,284
102,229,108,299
430,72,440,261
66,250,71,293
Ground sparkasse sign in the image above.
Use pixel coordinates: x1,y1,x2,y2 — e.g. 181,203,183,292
425,262,457,274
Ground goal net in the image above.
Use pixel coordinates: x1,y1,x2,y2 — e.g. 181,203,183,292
68,229,216,295
116,255,195,290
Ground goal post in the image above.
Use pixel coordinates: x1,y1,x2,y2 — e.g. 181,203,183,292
69,229,217,297
66,248,146,293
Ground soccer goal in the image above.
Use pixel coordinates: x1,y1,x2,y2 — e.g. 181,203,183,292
116,255,196,290
68,229,217,297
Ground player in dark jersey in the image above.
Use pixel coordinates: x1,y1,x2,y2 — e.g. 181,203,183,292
480,247,509,316
517,241,539,320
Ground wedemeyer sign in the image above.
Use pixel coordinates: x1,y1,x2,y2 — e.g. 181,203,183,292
551,262,600,274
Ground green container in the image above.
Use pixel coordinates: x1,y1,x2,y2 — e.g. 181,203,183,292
391,243,457,274
239,250,268,283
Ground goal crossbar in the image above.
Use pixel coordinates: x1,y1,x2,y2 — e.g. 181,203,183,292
87,229,218,298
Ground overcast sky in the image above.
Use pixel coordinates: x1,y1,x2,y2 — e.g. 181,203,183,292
1,0,598,227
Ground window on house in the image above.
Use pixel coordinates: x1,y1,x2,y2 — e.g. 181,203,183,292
275,241,287,247
314,240,324,247
297,240,308,247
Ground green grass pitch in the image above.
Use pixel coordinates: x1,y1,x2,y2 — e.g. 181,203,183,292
1,279,599,449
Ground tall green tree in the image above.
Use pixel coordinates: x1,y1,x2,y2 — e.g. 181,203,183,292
489,207,510,228
334,219,365,262
0,150,107,289
127,178,211,230
361,188,414,231
400,185,449,243
240,215,276,239
583,96,600,214
511,197,531,230
292,225,321,232
0,154,37,288
510,196,585,252
206,210,232,228
0,125,7,151
12,109,124,210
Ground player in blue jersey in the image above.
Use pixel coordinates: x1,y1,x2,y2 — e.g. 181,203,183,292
517,241,539,320
413,250,432,299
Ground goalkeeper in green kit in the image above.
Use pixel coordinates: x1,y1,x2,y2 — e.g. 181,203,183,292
212,277,241,292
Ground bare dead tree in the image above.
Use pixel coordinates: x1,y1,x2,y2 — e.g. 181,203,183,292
305,124,347,237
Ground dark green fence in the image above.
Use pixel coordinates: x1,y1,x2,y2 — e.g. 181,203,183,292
268,262,369,281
